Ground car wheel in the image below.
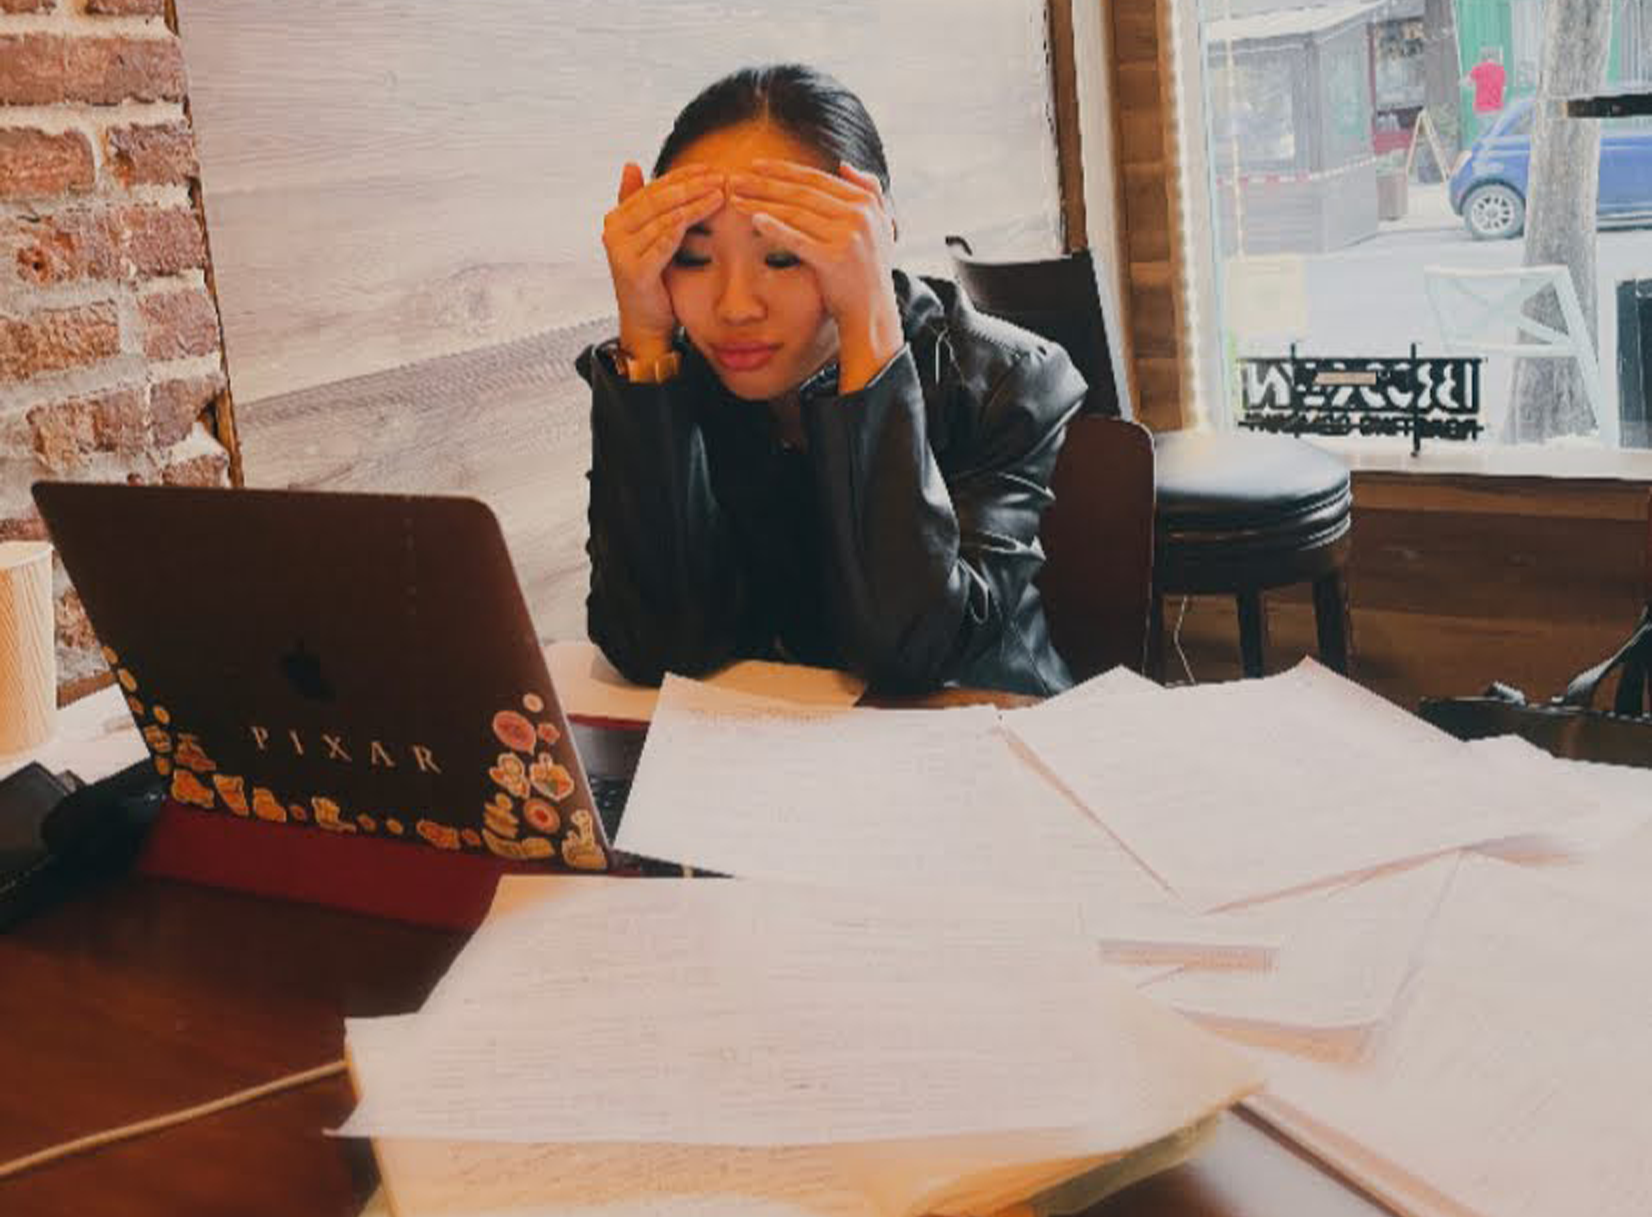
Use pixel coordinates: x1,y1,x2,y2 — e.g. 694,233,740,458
1463,183,1525,240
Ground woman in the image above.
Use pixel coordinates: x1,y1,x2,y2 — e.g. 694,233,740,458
579,64,1087,695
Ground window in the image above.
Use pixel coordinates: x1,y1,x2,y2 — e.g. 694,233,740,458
1177,0,1652,455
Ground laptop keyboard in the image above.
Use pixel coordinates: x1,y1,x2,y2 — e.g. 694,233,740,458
588,773,633,840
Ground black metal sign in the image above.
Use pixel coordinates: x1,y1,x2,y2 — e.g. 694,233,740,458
1237,345,1484,455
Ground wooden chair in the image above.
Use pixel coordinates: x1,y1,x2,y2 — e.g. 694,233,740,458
945,238,1124,419
948,236,1354,680
1037,415,1156,678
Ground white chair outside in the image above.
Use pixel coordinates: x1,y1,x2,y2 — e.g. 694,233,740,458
1422,263,1614,446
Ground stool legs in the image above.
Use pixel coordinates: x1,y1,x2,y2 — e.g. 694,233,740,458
1154,571,1351,682
1236,590,1268,678
1311,570,1352,675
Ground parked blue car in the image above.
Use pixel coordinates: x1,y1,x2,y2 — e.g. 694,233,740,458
1449,98,1652,239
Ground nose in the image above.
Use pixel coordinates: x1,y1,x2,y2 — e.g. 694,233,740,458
715,261,766,326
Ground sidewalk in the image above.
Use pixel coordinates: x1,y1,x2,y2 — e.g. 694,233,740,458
1379,183,1459,236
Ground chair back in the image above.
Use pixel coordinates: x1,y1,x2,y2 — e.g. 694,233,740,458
946,236,1127,419
1037,415,1156,677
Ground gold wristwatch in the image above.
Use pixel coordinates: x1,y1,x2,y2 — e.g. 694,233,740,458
610,342,682,384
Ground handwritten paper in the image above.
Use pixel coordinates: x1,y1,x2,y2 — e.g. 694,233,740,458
614,678,1276,967
1246,855,1652,1217
1007,660,1562,909
342,878,1261,1149
371,1139,881,1217
543,641,865,723
370,1118,1223,1217
1140,855,1458,1060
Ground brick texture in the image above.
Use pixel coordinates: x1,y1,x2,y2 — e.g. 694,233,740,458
2,2,234,697
0,34,186,106
104,121,198,187
161,450,230,486
150,370,224,445
0,513,49,543
85,0,165,14
0,303,121,383
55,588,97,653
0,128,94,199
8,205,207,285
139,288,218,359
25,383,200,469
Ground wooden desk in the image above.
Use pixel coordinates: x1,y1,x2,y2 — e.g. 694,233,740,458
0,725,1394,1217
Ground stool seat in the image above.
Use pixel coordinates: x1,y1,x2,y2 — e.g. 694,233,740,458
1155,431,1352,592
1151,431,1354,678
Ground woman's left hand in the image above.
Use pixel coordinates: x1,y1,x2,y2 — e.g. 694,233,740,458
727,159,903,394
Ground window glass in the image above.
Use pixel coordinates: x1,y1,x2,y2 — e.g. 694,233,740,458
1191,0,1652,452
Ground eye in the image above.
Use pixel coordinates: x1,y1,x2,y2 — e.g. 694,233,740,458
672,249,710,268
765,251,802,269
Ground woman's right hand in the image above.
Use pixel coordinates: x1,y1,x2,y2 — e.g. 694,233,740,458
602,161,724,359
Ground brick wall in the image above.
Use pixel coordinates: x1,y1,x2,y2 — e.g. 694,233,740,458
1,0,232,699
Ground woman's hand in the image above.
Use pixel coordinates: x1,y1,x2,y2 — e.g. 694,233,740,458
602,161,724,360
727,159,902,394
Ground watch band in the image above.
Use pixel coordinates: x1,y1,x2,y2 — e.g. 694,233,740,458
610,343,682,385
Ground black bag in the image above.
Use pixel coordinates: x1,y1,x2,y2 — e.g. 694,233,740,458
1418,606,1652,769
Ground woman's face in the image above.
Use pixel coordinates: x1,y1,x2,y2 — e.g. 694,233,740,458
661,121,839,401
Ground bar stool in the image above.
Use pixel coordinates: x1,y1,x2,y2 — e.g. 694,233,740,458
945,237,1354,679
1152,429,1352,679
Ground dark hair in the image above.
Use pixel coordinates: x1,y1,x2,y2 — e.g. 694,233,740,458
653,64,892,198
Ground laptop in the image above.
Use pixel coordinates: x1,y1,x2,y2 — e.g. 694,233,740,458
33,482,630,877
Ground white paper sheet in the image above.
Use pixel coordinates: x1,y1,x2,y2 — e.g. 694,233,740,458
341,878,1262,1150
372,1139,881,1217
370,1125,1204,1217
1538,817,1652,913
1140,855,1459,1060
1244,855,1652,1217
543,641,865,723
613,678,1276,967
1004,666,1165,724
1461,736,1650,864
1007,660,1564,910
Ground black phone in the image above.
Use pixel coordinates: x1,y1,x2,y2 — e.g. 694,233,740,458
0,760,163,931
0,763,78,930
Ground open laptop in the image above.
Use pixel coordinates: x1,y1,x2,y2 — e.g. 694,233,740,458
33,482,630,875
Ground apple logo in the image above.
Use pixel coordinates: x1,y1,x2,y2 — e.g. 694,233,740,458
279,640,335,702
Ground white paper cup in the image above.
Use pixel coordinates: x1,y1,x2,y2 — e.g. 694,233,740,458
0,541,57,756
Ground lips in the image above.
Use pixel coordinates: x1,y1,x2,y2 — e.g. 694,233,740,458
711,343,781,372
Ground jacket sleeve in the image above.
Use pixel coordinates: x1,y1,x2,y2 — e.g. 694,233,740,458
801,339,1085,692
579,345,751,685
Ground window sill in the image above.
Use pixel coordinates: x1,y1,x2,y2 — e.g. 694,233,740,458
1307,436,1652,482
1294,437,1652,519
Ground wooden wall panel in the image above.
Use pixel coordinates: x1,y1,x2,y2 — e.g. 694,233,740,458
1166,476,1652,710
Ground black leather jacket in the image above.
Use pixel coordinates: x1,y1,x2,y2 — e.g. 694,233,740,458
576,270,1087,696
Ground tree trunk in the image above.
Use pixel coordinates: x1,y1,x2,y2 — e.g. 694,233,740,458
1421,0,1461,173
1505,0,1612,443
1636,0,1652,80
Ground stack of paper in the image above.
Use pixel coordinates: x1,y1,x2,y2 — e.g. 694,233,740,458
346,650,1652,1217
1245,855,1652,1217
1004,661,1563,911
346,877,1261,1217
614,677,1277,968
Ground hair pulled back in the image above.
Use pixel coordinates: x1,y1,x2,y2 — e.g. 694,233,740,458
653,64,891,199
